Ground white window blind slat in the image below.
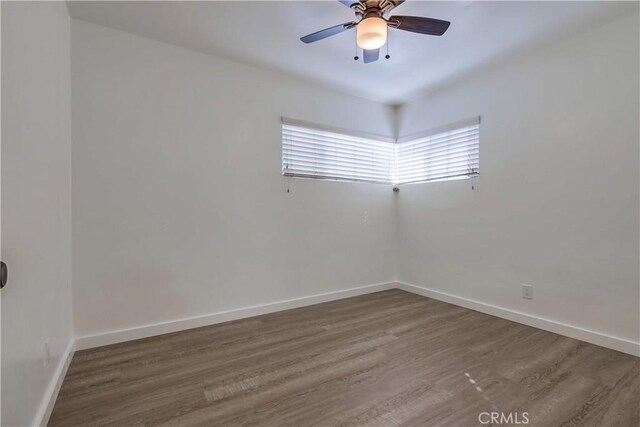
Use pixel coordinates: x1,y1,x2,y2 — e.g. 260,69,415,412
283,135,395,154
397,132,479,151
395,150,480,168
396,135,479,157
286,164,392,178
285,146,395,164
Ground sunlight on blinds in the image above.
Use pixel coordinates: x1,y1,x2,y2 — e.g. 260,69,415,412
282,121,395,184
282,118,479,185
395,120,479,184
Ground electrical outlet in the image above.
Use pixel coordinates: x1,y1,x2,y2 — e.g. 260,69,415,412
44,339,50,367
522,284,533,300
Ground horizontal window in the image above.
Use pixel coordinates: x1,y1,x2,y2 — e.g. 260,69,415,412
282,117,480,185
282,119,395,184
395,118,480,184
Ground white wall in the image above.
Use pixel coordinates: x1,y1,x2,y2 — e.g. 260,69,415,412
71,20,396,339
1,2,73,426
396,14,640,345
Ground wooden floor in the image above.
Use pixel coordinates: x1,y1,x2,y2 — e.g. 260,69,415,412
49,289,639,426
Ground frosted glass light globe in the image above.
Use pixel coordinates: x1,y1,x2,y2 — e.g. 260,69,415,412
356,17,387,50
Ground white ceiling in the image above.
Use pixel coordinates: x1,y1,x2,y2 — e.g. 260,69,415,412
67,1,637,104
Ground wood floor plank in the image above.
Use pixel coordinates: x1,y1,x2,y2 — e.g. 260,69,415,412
48,289,640,426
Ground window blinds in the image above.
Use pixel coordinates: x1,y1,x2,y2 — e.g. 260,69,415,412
282,120,395,184
395,119,480,184
281,117,480,185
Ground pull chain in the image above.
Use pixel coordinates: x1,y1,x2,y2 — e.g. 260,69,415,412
385,27,390,59
354,34,359,61
284,165,291,193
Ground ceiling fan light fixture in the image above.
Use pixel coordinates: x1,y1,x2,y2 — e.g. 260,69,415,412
356,17,387,50
300,1,451,63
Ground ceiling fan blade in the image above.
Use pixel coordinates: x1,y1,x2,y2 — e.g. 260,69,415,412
300,22,356,44
338,0,361,8
363,48,380,64
389,16,451,36
388,0,406,10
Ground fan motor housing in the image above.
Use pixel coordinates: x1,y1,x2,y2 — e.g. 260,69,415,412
354,0,398,19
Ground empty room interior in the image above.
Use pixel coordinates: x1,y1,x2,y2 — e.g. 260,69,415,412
2,1,640,426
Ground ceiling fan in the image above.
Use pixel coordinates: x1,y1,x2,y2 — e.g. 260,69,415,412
300,0,450,63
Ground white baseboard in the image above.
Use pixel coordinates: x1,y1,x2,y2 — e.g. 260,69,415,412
75,282,395,350
396,281,640,357
74,280,639,357
35,340,75,427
